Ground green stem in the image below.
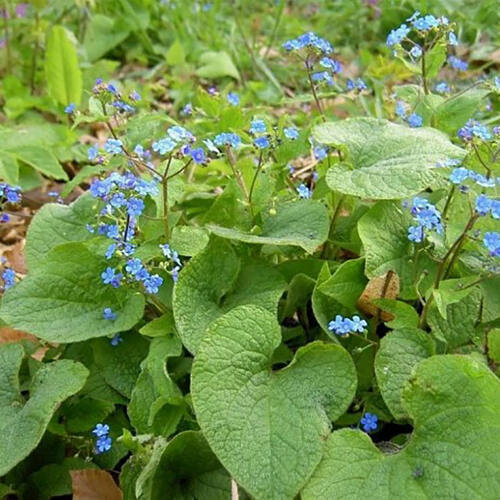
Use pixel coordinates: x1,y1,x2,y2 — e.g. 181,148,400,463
30,11,40,94
321,194,344,258
421,43,429,95
305,60,325,121
263,0,285,59
248,151,264,216
441,185,455,220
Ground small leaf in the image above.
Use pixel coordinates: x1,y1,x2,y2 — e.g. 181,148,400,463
84,15,130,62
45,26,82,105
196,51,240,80
192,305,357,499
375,328,435,420
0,344,88,476
303,355,500,499
314,117,464,199
208,200,330,253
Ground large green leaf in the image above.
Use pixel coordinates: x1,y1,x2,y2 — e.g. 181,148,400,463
208,200,330,253
7,146,68,180
45,26,82,106
84,14,130,62
25,194,95,269
0,344,88,476
192,305,357,500
375,328,435,420
173,238,286,354
1,242,145,342
303,355,500,499
313,118,465,199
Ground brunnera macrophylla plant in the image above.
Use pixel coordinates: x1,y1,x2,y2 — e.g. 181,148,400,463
0,9,500,500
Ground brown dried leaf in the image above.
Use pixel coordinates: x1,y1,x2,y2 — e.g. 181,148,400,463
71,470,123,500
357,271,400,321
0,326,37,344
1,240,27,274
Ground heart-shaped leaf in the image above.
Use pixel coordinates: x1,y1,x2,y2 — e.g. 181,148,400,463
1,242,145,342
313,117,465,199
0,344,88,476
375,328,435,420
192,305,357,499
173,238,286,354
208,200,330,254
303,355,500,499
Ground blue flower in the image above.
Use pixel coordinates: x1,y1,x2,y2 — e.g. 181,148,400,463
475,195,492,216
152,137,176,155
160,244,182,266
190,147,206,164
448,56,468,72
104,139,123,155
101,267,122,288
144,274,163,294
410,45,422,58
395,101,407,118
458,119,492,141
103,307,116,320
350,315,368,333
484,232,500,257
107,83,118,94
88,145,99,162
412,14,439,31
214,132,241,148
95,435,112,454
227,92,240,106
449,167,470,184
346,78,367,92
319,57,342,73
92,423,110,437
125,258,143,277
172,266,181,282
110,334,123,346
0,213,9,223
328,315,354,336
408,225,424,243
312,71,334,85
284,127,299,140
168,125,194,143
130,90,141,101
408,113,423,128
127,198,145,217
435,81,451,94
250,120,267,135
386,23,410,47
181,103,193,116
360,413,378,432
64,103,76,114
254,136,270,149
105,243,117,260
448,32,458,46
1,268,15,289
407,197,443,242
282,32,332,54
313,145,327,161
491,200,500,219
297,184,311,199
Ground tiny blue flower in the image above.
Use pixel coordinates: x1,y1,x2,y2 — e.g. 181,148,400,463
88,145,99,161
227,92,240,106
105,243,117,260
408,113,423,128
103,308,116,320
284,127,299,140
297,184,311,199
95,435,112,454
1,268,15,289
250,120,267,135
190,147,206,164
410,45,422,58
448,56,468,72
254,136,270,149
92,423,110,437
475,194,492,216
181,103,193,116
64,103,76,114
313,145,327,161
110,334,123,346
107,83,118,94
484,232,500,257
395,101,407,118
152,137,176,155
448,32,458,46
144,274,163,294
104,139,123,155
435,81,451,94
101,267,122,288
449,167,470,184
350,315,368,333
360,413,378,432
127,198,145,217
491,200,500,219
408,225,424,243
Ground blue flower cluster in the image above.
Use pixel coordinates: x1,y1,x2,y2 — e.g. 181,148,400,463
328,315,368,336
435,81,451,94
346,78,368,93
447,56,468,72
1,268,15,290
249,119,271,150
0,182,22,223
152,125,202,164
284,127,299,140
282,32,333,54
297,184,311,199
458,119,492,141
360,413,378,432
407,197,443,243
484,232,500,257
159,243,182,282
475,195,500,218
393,102,423,127
449,167,498,188
92,423,112,454
387,11,455,48
408,113,423,128
213,132,242,149
92,78,140,115
227,92,239,106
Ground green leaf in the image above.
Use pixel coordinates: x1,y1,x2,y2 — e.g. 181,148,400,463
170,226,209,256
142,431,233,500
303,355,500,499
432,277,479,319
166,39,186,66
0,344,88,476
428,289,482,349
84,14,131,62
375,328,435,420
13,146,68,180
173,238,286,354
425,42,447,79
128,336,184,435
358,201,411,280
488,329,500,364
208,200,330,253
0,151,19,184
139,312,176,337
192,305,357,500
196,51,240,80
314,118,464,199
372,299,419,329
317,258,367,311
311,263,341,338
1,242,145,342
25,194,95,269
92,334,149,398
45,26,82,106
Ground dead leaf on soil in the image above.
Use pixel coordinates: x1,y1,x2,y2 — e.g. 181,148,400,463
357,271,400,321
71,469,123,500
